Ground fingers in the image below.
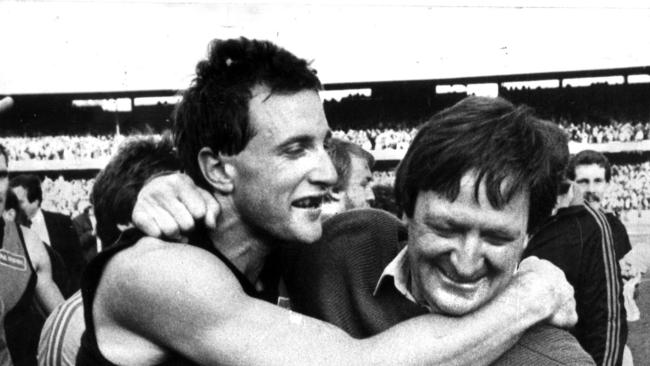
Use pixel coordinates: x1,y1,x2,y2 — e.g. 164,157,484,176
132,199,162,238
198,188,220,230
131,172,219,239
132,173,194,238
549,297,578,328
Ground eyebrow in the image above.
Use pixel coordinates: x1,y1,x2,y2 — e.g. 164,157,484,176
423,212,520,239
274,134,316,153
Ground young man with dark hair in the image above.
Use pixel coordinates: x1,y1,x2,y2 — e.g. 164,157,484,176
567,149,612,209
533,148,631,366
9,174,83,295
129,67,586,366
321,137,375,220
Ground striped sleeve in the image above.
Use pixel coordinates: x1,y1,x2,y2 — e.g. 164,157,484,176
38,291,84,366
583,204,626,366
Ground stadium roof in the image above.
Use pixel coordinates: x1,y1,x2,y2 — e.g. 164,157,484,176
2,0,650,95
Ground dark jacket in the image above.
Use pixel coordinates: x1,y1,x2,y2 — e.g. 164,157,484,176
525,204,627,366
72,211,98,265
42,210,84,296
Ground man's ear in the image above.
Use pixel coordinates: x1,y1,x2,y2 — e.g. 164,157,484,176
197,147,235,194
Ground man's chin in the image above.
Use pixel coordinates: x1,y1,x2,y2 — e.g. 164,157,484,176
427,291,487,316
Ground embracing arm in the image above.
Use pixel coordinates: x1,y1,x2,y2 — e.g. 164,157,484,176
22,227,65,314
101,242,575,366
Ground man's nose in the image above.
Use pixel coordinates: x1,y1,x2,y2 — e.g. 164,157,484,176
309,149,337,188
452,234,486,279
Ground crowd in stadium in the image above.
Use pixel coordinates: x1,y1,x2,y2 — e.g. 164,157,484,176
3,119,650,165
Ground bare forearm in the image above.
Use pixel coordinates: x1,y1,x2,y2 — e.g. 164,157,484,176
35,276,64,314
358,287,542,366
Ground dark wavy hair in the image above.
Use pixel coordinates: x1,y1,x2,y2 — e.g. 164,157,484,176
173,37,322,189
91,135,180,246
9,174,43,204
395,96,568,234
567,149,611,183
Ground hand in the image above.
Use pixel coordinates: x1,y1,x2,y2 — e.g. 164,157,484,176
511,256,577,328
132,172,220,240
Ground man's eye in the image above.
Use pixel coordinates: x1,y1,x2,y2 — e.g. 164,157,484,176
432,227,455,237
284,145,306,156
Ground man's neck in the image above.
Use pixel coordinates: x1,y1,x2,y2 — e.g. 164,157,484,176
209,196,272,285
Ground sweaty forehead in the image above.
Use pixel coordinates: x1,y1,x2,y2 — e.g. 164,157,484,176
248,89,328,143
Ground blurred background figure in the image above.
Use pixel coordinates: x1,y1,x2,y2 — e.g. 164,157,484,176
38,135,180,366
321,138,375,221
1,143,64,366
569,149,614,211
9,174,83,296
72,199,99,264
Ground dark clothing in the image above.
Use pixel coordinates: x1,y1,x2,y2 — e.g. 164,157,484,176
1,219,36,366
604,212,632,261
5,245,67,366
525,204,627,366
71,212,97,266
283,209,595,365
42,210,83,296
77,227,262,366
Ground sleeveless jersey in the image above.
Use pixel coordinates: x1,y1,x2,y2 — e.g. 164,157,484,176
77,227,262,366
0,219,36,366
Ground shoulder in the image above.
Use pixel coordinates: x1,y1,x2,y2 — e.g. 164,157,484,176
43,210,73,224
99,237,246,312
320,208,405,250
20,225,48,266
495,324,595,365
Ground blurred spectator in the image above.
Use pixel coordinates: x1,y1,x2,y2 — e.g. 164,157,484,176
71,200,99,265
321,138,375,221
568,150,632,261
10,174,83,296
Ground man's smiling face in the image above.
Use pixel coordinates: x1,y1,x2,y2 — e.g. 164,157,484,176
406,171,529,315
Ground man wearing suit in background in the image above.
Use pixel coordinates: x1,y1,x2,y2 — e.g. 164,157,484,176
9,174,83,297
72,200,99,265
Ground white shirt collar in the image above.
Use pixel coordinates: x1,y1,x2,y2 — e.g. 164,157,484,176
373,247,424,306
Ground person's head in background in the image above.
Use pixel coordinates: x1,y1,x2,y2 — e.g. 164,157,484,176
91,136,180,246
394,96,567,316
3,189,30,226
9,173,43,219
321,138,375,221
567,149,611,209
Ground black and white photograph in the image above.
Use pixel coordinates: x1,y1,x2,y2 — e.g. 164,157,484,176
1,1,650,365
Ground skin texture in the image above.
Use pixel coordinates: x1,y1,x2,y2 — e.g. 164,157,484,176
574,164,608,209
407,172,529,315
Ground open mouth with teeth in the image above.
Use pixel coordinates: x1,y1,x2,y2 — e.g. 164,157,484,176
292,195,324,209
438,264,486,285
